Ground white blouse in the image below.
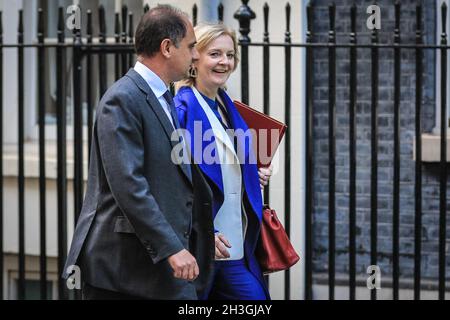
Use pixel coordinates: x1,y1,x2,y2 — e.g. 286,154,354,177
192,87,248,260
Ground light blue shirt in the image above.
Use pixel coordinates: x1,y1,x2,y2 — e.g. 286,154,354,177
133,61,175,128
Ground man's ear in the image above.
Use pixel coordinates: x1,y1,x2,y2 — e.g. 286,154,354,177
160,38,172,58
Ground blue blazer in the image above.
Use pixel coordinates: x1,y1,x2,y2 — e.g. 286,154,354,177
174,86,269,298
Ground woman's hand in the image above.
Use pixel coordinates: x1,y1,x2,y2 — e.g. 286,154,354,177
215,233,232,259
258,164,273,189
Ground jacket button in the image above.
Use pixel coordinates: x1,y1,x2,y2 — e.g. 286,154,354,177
184,231,190,239
186,201,193,208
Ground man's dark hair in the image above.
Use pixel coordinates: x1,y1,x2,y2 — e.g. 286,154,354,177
134,5,188,57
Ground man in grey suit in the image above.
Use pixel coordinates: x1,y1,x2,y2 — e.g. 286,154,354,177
63,5,215,300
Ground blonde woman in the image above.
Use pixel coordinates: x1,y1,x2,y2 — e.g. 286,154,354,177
174,23,272,300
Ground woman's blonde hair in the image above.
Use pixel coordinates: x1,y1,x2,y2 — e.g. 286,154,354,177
175,23,239,90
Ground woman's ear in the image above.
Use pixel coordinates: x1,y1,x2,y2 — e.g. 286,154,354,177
160,38,172,58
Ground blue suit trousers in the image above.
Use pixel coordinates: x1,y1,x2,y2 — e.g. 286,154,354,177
205,259,268,300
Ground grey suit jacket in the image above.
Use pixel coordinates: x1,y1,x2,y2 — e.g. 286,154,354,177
63,69,215,299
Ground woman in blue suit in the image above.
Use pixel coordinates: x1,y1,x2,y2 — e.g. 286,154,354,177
174,23,273,300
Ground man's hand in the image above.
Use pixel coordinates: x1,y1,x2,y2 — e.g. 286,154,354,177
215,233,232,259
167,249,199,281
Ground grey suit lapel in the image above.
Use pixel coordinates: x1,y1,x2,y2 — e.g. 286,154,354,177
125,68,192,185
125,69,176,145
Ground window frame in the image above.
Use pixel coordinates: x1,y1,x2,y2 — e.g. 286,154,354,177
27,0,145,141
8,270,58,300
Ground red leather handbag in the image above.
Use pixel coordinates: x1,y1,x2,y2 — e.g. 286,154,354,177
256,206,300,274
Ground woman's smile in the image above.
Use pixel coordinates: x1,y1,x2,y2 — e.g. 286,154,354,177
195,34,236,96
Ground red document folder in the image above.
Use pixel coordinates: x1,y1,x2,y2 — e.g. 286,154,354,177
233,100,287,168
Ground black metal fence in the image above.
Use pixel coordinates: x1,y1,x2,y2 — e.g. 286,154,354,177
304,1,449,300
0,0,449,300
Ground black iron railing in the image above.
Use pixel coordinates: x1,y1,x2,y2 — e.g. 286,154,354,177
303,1,448,301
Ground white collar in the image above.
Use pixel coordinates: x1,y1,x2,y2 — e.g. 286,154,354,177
192,86,237,158
134,61,169,98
